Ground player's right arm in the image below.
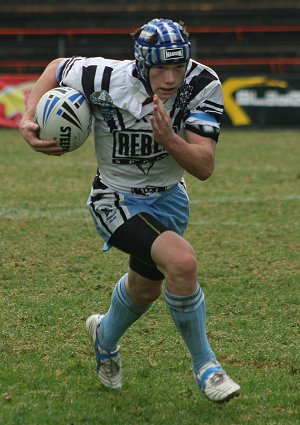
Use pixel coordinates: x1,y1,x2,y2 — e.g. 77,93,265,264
19,58,65,155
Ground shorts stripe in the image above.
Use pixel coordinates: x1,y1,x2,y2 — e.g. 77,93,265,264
138,213,161,235
114,193,128,222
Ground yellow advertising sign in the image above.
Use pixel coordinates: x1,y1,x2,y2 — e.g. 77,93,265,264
223,77,288,126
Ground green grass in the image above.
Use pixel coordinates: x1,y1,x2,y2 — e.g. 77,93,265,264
0,128,299,425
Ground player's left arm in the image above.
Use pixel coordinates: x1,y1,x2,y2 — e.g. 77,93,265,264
151,95,216,181
19,58,65,155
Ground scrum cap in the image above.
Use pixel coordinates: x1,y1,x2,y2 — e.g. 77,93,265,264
134,18,191,84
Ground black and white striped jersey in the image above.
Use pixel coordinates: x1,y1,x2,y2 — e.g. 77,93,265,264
57,56,224,192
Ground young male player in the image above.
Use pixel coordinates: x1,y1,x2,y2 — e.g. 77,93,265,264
19,18,240,403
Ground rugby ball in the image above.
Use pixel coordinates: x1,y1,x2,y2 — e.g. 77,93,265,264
35,87,92,152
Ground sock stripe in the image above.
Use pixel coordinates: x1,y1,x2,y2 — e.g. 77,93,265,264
164,285,203,311
116,274,131,309
165,284,201,301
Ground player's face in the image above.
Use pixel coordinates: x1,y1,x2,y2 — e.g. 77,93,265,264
149,64,186,99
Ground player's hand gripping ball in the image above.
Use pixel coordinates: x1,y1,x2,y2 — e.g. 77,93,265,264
35,87,92,152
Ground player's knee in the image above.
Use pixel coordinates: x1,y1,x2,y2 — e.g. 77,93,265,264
151,232,197,280
167,249,197,281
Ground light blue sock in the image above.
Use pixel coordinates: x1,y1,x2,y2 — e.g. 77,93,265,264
97,274,150,352
164,284,216,375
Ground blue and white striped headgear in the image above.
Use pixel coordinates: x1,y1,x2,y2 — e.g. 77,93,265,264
134,18,191,86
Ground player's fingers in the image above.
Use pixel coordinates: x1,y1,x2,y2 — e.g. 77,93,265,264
30,138,65,154
153,103,165,124
150,115,158,130
19,118,38,130
27,121,40,132
34,139,60,147
155,96,171,124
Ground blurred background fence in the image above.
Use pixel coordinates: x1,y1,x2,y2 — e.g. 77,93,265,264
1,0,300,128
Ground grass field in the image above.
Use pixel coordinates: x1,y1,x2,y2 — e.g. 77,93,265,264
0,128,299,425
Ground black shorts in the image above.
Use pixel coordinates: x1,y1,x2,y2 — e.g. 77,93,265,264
108,212,168,281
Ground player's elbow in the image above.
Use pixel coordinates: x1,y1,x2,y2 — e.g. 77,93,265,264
199,166,214,180
197,159,215,180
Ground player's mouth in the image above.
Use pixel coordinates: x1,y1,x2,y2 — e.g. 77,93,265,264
160,87,176,92
157,87,177,97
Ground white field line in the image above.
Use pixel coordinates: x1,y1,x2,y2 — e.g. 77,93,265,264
0,207,90,220
190,194,300,204
0,194,299,224
217,165,299,172
189,220,264,227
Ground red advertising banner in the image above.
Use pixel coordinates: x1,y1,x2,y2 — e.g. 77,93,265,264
0,75,37,128
1,74,300,128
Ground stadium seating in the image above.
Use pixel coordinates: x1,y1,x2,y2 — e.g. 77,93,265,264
1,1,300,76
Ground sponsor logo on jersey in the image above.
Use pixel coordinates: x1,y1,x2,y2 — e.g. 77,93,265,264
112,130,168,174
164,48,184,61
90,90,115,121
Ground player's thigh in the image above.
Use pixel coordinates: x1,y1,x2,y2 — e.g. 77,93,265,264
108,212,168,280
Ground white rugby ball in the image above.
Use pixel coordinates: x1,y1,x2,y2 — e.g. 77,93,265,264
35,87,92,152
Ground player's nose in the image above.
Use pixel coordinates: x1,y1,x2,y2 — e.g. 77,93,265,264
163,69,177,84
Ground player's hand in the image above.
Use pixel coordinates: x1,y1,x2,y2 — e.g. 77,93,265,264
19,118,65,156
150,94,175,148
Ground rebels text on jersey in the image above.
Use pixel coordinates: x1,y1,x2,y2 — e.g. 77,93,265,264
57,56,224,192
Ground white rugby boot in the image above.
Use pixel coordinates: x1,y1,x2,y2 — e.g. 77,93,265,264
196,360,240,403
86,314,122,389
